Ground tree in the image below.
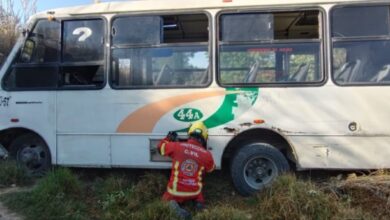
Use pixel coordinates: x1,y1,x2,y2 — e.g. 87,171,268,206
0,0,36,66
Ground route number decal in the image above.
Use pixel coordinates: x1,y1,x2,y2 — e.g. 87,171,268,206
174,108,203,122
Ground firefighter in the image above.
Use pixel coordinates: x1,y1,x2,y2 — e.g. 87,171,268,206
157,121,215,218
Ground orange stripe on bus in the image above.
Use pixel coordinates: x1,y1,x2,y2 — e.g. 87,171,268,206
116,90,228,133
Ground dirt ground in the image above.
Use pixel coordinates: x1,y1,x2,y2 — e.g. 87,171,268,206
0,188,25,220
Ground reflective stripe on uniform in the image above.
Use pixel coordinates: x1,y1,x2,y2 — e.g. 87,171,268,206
198,166,204,189
167,164,203,197
160,142,167,156
167,186,202,197
172,161,180,191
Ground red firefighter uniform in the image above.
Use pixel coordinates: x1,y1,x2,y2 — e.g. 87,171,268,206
158,137,215,203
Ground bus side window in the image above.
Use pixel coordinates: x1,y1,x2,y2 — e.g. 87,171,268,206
111,14,210,88
60,19,105,87
331,5,390,85
19,20,60,64
3,20,60,90
218,10,322,85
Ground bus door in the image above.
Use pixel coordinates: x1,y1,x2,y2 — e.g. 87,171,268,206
55,18,111,166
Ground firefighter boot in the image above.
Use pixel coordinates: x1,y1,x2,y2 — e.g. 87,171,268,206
169,200,192,220
195,202,206,211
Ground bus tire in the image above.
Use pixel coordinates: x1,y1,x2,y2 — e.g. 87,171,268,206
230,143,289,196
9,133,51,176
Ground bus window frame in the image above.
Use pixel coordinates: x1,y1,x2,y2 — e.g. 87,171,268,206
215,7,327,88
109,10,213,90
330,3,390,87
58,16,108,90
1,18,60,91
1,15,108,92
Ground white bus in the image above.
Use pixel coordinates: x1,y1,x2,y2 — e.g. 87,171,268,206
1,0,390,196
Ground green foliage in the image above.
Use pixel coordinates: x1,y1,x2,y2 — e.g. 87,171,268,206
96,171,168,220
0,160,31,187
253,174,365,220
93,174,131,198
1,168,87,220
132,172,167,203
0,171,380,220
34,167,82,196
130,200,177,220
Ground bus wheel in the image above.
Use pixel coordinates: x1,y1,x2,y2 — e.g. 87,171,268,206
9,134,51,176
230,143,289,196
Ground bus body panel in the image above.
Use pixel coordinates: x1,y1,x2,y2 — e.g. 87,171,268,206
291,136,390,169
57,135,110,167
255,86,390,169
0,91,57,163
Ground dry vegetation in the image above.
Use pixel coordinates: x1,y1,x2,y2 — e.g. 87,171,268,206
1,161,389,220
0,0,36,66
326,171,390,219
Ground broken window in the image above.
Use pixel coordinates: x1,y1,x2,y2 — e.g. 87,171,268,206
3,18,106,91
3,20,60,90
60,19,105,88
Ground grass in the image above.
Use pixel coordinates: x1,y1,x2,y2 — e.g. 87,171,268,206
0,159,31,187
326,170,390,219
1,168,87,220
0,167,386,220
252,174,367,220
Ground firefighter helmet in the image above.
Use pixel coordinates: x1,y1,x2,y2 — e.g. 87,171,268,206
188,121,208,141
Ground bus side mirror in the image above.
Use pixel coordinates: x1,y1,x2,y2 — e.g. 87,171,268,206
22,28,29,37
20,39,35,63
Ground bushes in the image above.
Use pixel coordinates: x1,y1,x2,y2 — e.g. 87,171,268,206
253,175,339,219
252,174,369,220
1,168,87,220
329,172,390,219
97,171,169,220
132,172,167,203
34,167,82,196
0,160,31,187
0,169,381,220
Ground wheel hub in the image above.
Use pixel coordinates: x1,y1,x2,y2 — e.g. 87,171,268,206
255,167,264,176
18,145,44,169
244,157,278,190
21,148,38,163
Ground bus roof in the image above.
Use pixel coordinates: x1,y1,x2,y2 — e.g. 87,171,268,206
35,0,372,17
